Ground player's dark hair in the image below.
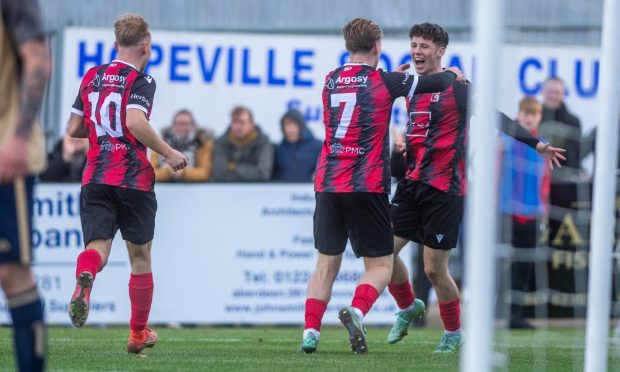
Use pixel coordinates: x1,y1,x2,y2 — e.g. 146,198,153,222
114,13,151,47
342,18,383,54
231,106,254,123
409,23,449,48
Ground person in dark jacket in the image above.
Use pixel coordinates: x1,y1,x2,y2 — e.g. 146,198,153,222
212,106,273,182
272,109,322,182
39,135,88,182
540,77,582,179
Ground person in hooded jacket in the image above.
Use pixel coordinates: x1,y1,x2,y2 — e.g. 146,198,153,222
272,109,322,182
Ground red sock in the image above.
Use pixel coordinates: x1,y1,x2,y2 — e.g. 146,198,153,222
439,298,461,332
351,284,380,316
75,249,102,280
304,298,327,331
388,281,415,309
129,273,154,332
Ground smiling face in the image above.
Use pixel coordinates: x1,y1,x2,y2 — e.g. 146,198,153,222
410,36,445,76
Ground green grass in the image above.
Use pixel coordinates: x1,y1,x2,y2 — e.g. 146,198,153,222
0,326,619,371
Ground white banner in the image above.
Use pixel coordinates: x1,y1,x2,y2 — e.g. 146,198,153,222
60,28,601,144
0,184,413,325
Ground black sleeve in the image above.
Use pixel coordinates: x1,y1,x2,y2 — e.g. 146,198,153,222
127,74,156,113
414,70,457,95
499,111,540,149
71,91,84,116
1,0,45,45
380,70,418,100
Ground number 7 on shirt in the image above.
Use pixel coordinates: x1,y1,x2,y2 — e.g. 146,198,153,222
331,93,357,139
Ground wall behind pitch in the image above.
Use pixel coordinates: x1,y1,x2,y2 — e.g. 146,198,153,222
60,28,602,143
0,184,412,325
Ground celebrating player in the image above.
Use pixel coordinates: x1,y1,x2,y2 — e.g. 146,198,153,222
386,23,565,353
66,14,188,354
302,17,465,354
0,1,50,371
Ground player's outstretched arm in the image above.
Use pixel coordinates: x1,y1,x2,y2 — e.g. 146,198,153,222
414,69,462,94
126,109,188,171
498,111,566,169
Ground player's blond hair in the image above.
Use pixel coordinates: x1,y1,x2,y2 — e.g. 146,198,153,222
342,18,383,54
114,14,151,47
519,96,543,115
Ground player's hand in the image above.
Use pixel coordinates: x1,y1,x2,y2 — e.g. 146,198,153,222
445,67,465,82
535,142,566,170
164,149,188,172
396,63,410,72
395,141,406,154
0,135,29,183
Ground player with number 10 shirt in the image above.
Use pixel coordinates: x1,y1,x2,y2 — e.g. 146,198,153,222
65,14,187,354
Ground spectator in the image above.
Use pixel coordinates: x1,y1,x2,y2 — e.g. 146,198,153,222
40,135,88,182
540,77,582,178
272,109,322,182
498,97,551,329
150,109,213,182
212,106,273,182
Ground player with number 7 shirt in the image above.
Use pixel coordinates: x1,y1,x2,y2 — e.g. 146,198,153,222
301,17,465,355
65,14,188,354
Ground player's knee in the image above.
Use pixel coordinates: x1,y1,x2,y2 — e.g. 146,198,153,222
0,264,34,294
424,265,445,283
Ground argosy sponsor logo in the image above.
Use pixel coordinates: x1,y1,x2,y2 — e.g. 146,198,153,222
102,73,126,85
335,75,368,85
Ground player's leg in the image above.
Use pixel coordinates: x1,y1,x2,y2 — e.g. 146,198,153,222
70,184,118,327
0,177,45,372
338,192,393,354
125,240,157,354
303,253,343,352
302,192,347,353
116,187,158,354
418,184,464,353
423,246,463,352
387,180,426,343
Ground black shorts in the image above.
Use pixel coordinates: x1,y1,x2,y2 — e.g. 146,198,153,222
313,192,393,258
0,177,35,266
80,183,157,245
391,180,463,250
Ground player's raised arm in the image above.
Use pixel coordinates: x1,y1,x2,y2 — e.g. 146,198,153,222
125,109,188,171
413,68,463,94
498,111,566,169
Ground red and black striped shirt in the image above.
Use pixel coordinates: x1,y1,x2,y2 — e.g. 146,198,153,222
315,64,456,193
71,60,156,192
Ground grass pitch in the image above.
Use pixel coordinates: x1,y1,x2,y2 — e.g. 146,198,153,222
0,326,619,371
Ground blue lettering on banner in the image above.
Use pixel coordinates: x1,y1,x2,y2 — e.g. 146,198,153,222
267,49,286,86
293,50,314,87
399,53,412,67
78,41,103,77
575,59,599,98
519,57,543,95
197,46,221,82
242,47,261,85
227,47,235,84
170,45,191,82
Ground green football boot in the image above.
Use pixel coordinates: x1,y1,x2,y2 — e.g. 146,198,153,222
338,306,367,354
387,298,426,344
300,332,318,353
433,331,464,353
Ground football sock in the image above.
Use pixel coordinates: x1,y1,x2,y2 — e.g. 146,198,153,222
304,298,327,331
388,281,415,310
8,287,45,372
351,284,379,317
129,273,154,333
75,249,102,280
439,298,461,332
